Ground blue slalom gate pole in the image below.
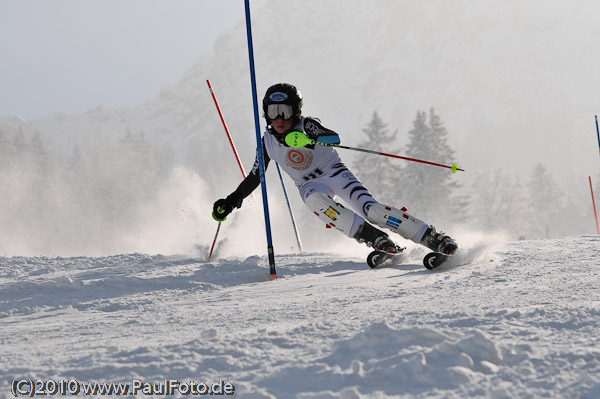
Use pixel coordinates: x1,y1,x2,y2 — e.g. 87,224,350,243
275,163,303,252
596,115,600,160
244,0,276,278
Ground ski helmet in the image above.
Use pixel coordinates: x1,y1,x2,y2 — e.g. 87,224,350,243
262,83,303,123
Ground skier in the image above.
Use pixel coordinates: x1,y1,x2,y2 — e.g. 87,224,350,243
212,83,458,257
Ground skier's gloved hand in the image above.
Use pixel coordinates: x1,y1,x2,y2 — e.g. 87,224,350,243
212,195,242,222
212,199,230,222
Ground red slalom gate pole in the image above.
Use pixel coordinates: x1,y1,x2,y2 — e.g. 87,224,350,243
208,79,303,255
207,79,248,180
206,79,250,259
589,176,600,235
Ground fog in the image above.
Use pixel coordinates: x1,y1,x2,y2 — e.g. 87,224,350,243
0,0,266,119
1,0,599,257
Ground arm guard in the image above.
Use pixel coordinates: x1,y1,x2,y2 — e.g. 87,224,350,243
303,117,341,145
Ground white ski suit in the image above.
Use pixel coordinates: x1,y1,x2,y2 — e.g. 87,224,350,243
227,117,429,244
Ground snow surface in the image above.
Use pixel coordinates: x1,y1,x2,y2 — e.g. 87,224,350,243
1,235,599,398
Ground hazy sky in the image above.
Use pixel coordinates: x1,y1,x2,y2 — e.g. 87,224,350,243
0,0,266,119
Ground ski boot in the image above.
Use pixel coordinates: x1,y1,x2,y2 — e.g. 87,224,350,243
354,222,402,253
420,226,458,255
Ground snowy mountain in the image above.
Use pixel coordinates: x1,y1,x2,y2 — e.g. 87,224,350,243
2,0,599,257
1,235,599,398
2,0,599,180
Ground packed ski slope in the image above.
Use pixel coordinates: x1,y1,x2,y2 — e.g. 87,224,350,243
1,235,599,398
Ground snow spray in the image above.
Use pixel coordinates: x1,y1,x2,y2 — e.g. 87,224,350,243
207,79,302,255
206,79,251,259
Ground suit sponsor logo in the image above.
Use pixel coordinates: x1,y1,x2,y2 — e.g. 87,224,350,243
286,149,313,170
305,120,324,136
324,206,339,221
386,216,402,229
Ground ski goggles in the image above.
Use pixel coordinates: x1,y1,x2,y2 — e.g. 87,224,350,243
266,103,294,120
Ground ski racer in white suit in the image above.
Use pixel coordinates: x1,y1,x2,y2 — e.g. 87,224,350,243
213,83,458,255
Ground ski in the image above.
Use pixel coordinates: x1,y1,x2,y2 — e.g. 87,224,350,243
367,250,404,268
368,250,470,270
422,251,471,270
423,252,450,269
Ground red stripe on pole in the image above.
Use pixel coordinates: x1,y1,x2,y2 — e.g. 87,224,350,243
589,176,600,235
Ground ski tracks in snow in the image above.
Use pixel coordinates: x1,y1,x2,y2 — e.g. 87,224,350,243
1,236,599,398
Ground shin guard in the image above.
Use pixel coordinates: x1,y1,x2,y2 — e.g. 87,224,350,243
305,192,359,237
366,203,428,242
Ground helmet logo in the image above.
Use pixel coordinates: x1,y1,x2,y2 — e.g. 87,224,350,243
269,92,288,102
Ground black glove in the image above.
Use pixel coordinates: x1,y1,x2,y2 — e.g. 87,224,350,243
212,195,242,222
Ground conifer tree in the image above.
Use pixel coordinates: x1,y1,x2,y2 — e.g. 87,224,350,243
399,108,461,223
466,169,533,237
352,111,398,203
527,163,565,237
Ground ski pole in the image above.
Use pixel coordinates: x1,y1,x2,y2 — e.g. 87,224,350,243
245,0,277,279
208,221,222,259
208,223,220,259
275,162,303,252
285,131,465,173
